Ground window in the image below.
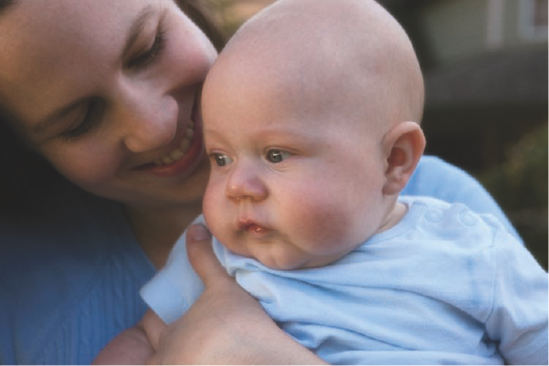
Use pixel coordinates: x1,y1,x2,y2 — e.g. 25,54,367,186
519,0,548,41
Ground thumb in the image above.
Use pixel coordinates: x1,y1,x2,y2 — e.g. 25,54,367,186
186,224,230,286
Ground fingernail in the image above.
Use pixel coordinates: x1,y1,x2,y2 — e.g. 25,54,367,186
189,224,210,241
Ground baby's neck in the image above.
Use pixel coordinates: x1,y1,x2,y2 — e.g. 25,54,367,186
376,200,408,235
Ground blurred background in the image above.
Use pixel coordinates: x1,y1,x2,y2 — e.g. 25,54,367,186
205,0,548,269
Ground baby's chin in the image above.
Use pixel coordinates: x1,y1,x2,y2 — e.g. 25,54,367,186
256,252,340,271
217,230,347,270
224,242,306,270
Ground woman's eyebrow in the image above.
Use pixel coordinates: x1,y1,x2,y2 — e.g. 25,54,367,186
32,6,157,136
122,4,156,59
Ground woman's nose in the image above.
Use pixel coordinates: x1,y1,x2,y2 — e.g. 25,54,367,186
225,163,268,203
119,91,177,153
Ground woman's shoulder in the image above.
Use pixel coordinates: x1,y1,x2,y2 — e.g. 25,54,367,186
403,156,521,241
405,156,499,207
404,156,473,194
0,179,154,364
0,178,129,275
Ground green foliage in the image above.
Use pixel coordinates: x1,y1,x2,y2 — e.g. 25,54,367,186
206,0,250,38
480,123,548,269
482,124,547,209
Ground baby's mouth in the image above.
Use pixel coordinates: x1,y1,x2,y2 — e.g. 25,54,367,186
246,223,269,234
153,121,196,166
238,221,271,235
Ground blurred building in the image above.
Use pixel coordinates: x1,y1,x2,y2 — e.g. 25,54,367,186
382,0,548,172
219,0,548,172
380,0,547,269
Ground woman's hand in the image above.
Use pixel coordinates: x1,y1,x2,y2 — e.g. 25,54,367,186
147,224,324,365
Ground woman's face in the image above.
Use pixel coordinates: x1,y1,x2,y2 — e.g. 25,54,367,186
0,0,217,208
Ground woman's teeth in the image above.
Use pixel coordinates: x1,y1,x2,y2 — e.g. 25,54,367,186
154,122,195,166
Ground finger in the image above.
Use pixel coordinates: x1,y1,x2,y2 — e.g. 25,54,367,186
186,224,230,286
145,353,159,365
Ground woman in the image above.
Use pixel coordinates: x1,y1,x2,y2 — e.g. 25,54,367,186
0,0,520,364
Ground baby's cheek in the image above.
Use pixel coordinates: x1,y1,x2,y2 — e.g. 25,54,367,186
202,185,221,228
290,194,357,255
202,183,237,245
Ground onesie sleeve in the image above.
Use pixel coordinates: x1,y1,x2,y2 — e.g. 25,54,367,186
140,217,213,325
139,232,205,325
484,225,548,365
403,156,522,242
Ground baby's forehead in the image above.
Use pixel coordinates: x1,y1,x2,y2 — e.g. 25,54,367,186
212,0,423,127
230,1,369,55
222,0,410,81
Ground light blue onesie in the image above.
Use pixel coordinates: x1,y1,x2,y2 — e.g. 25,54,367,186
141,196,548,365
0,156,532,364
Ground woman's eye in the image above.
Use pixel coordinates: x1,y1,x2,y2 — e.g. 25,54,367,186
266,149,292,163
128,28,165,69
212,153,233,167
62,99,103,140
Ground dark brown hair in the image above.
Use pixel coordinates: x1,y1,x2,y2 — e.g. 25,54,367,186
0,0,14,12
0,0,226,214
0,0,53,212
176,0,226,52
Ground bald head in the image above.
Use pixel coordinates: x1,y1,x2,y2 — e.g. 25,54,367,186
206,0,424,135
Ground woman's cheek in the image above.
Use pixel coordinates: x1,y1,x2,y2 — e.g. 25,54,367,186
44,143,121,186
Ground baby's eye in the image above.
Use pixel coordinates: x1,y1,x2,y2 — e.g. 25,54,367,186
266,149,292,163
212,153,233,167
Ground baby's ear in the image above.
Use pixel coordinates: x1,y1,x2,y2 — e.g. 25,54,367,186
381,121,425,196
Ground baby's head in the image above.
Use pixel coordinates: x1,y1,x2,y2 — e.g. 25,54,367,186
202,0,425,270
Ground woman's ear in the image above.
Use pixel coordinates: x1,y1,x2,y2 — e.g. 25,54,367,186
381,121,425,196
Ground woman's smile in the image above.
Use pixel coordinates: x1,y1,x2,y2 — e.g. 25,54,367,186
134,102,205,178
153,120,195,166
0,0,217,206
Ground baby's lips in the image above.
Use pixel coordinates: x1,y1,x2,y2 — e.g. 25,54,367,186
246,223,269,235
236,218,271,235
236,218,255,231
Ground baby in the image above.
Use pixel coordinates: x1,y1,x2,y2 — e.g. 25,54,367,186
97,0,548,364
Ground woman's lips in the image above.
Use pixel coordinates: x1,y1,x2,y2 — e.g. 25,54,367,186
152,121,196,166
